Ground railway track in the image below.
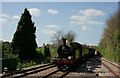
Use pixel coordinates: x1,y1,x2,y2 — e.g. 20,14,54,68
2,63,56,78
100,57,120,69
42,68,70,78
26,64,71,78
95,57,120,78
2,63,71,78
42,66,71,78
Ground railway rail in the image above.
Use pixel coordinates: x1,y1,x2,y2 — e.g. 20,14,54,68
99,57,120,69
42,67,70,78
26,64,71,78
96,57,120,78
2,63,71,78
2,63,55,78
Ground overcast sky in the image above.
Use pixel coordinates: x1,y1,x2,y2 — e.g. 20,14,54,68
0,1,118,47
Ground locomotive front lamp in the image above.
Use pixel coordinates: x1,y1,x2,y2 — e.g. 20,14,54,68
68,56,72,60
66,40,70,46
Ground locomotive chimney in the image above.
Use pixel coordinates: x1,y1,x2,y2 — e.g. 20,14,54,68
62,38,66,45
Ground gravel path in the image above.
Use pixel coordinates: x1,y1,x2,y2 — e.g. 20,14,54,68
66,57,114,77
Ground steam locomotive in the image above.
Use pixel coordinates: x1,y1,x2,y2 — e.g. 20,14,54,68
52,38,95,69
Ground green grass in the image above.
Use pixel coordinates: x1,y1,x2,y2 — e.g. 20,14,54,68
17,61,38,70
36,48,57,57
36,48,44,54
50,48,57,57
36,47,57,63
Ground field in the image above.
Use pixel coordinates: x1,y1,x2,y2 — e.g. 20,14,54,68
36,48,57,57
36,47,57,57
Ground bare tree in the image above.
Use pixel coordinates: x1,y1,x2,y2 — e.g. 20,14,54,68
51,30,77,47
65,31,77,42
51,29,65,45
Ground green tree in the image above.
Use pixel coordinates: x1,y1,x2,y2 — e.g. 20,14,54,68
44,45,51,57
11,8,38,60
98,11,120,63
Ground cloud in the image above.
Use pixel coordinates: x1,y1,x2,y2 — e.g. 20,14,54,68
29,8,40,16
70,14,104,25
45,25,59,28
70,9,105,31
87,21,104,25
70,15,89,21
42,29,56,35
82,25,91,31
70,15,104,25
0,18,7,22
12,15,20,19
0,14,10,18
79,9,105,16
0,14,9,22
70,21,84,25
48,9,58,14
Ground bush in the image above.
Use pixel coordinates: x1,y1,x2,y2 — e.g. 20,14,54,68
17,60,38,70
2,58,17,72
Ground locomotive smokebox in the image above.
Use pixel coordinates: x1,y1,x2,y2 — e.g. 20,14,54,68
62,38,66,45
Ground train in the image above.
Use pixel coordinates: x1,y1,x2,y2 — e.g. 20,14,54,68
52,38,95,70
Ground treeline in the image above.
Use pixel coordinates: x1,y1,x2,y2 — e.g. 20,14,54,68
2,41,51,61
98,11,120,63
2,41,52,69
2,42,13,58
